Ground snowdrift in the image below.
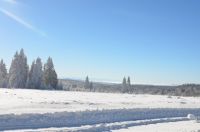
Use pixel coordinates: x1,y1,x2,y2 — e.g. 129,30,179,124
1,108,200,131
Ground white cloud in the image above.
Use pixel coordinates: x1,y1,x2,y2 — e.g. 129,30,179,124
0,8,47,37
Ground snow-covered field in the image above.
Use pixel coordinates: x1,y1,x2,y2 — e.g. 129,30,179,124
113,120,200,132
0,88,200,131
1,88,200,115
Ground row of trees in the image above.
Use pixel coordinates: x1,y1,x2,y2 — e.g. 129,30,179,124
0,49,58,89
83,76,132,93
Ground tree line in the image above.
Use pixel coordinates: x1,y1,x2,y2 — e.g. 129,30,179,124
0,49,59,90
83,76,132,92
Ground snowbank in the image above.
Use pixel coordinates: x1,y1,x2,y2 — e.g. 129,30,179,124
1,108,200,131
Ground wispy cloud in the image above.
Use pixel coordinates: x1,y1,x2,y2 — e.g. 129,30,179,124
2,0,17,4
0,8,47,37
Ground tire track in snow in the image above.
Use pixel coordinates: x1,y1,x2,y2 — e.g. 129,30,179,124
7,117,189,132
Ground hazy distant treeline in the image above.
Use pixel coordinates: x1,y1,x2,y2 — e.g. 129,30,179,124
60,79,200,97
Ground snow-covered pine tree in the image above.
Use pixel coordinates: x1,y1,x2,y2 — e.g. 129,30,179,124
127,76,131,87
0,59,8,88
127,76,131,92
122,77,127,86
43,57,58,89
122,77,127,93
27,58,43,89
8,49,28,88
8,51,19,88
84,76,90,89
34,57,43,89
26,61,35,89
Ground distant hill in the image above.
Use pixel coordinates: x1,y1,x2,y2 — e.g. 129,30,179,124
59,79,200,96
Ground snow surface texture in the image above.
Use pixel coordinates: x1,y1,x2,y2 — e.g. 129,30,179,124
113,120,200,132
1,108,200,131
1,88,200,131
4,117,190,132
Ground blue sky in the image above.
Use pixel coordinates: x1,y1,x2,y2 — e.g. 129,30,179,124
0,0,200,85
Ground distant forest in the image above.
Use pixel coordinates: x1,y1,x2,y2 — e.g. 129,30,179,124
61,79,200,97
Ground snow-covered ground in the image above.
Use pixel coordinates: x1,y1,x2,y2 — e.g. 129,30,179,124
0,88,200,131
113,120,200,132
1,88,200,115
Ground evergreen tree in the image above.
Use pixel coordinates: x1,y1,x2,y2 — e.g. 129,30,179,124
122,77,127,86
8,52,19,88
8,49,28,88
26,61,35,89
43,57,58,89
27,58,43,89
34,58,43,89
18,49,29,88
0,59,8,87
122,77,127,93
127,76,131,87
127,76,131,93
84,76,90,89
